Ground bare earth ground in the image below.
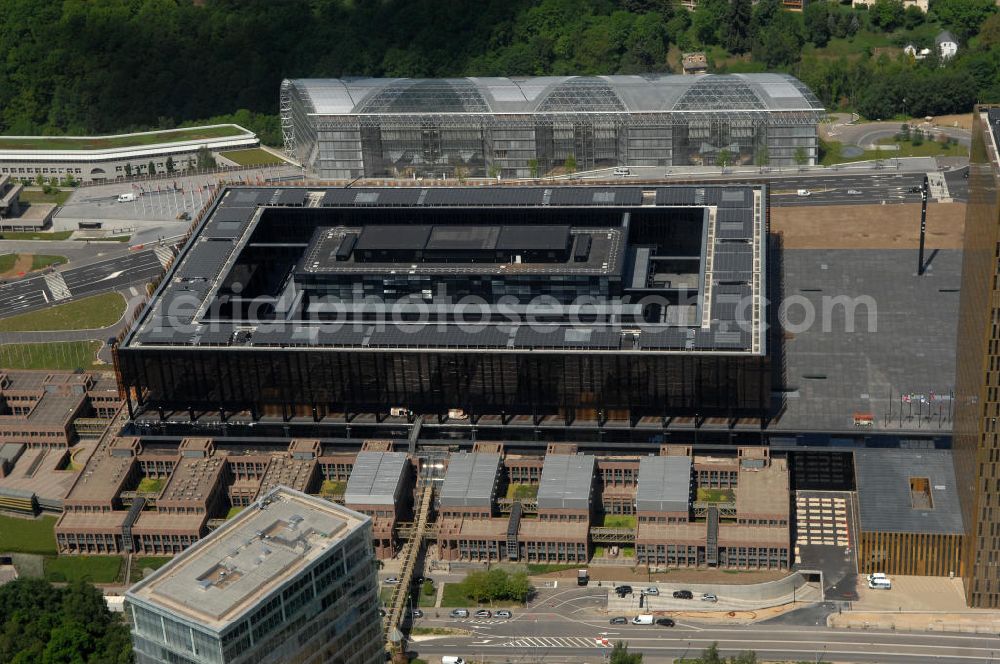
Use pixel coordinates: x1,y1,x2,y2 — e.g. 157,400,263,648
0,254,33,279
932,113,973,130
770,203,965,250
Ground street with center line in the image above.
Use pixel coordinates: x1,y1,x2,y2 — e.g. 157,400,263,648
401,585,1000,663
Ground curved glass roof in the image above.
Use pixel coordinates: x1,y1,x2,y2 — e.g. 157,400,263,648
286,74,823,115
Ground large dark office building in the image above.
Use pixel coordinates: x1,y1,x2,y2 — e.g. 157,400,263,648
953,106,1000,607
114,184,769,432
279,74,823,179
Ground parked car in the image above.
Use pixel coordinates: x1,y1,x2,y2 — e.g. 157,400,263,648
656,618,676,627
449,609,469,618
672,590,693,599
383,576,399,585
609,616,628,625
909,186,923,193
613,167,631,177
410,608,424,618
642,586,659,596
495,610,513,619
474,609,492,618
615,585,633,596
701,593,718,603
796,189,811,197
847,189,862,195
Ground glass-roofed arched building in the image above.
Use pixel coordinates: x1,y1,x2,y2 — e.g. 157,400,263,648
280,74,824,179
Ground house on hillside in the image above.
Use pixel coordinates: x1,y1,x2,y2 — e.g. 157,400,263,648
904,44,932,60
682,52,708,76
936,31,958,60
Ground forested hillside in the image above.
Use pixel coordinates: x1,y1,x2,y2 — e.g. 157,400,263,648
0,0,998,143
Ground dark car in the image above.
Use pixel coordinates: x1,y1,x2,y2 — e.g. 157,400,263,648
609,616,628,625
656,618,676,627
672,590,694,599
909,186,923,193
615,585,633,596
474,609,492,619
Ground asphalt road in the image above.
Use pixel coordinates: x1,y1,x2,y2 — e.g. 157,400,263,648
0,248,166,318
767,172,928,207
400,587,1000,664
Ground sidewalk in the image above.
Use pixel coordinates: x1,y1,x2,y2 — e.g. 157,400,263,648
829,611,1000,634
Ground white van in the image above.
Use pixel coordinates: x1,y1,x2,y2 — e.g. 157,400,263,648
631,614,653,625
613,167,631,177
441,657,466,664
866,572,888,582
868,577,892,590
796,189,811,197
117,193,136,203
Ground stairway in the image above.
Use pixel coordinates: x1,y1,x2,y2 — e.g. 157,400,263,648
506,500,522,561
706,505,719,567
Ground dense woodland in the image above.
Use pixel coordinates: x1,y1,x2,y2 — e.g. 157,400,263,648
0,578,131,664
0,0,998,144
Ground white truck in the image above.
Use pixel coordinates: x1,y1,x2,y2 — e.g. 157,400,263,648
117,193,136,203
577,569,589,586
631,614,654,625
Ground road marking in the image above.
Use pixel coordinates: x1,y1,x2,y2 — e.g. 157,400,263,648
154,245,174,268
43,272,71,301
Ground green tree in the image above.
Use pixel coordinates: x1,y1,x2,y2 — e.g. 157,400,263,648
902,5,925,29
123,163,132,177
980,14,1000,49
723,0,753,54
196,147,217,170
622,12,669,70
505,571,532,602
930,0,998,40
869,0,905,32
912,128,924,146
699,642,724,664
691,0,728,46
34,173,45,187
165,156,175,173
609,641,643,664
564,153,577,173
716,148,732,167
42,623,91,664
528,158,539,178
753,10,805,67
754,145,769,166
794,146,809,166
803,2,832,47
148,160,157,176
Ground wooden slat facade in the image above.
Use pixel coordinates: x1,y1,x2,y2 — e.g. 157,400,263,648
859,530,964,578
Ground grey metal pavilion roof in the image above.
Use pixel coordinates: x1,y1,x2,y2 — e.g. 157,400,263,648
344,451,409,506
439,452,501,508
285,74,824,116
636,455,692,513
854,449,964,535
537,454,595,510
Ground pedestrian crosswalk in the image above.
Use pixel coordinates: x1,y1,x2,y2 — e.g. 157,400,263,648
153,245,175,269
497,636,605,649
43,272,71,301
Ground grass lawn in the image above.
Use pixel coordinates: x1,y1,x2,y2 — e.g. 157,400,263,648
821,137,967,166
137,477,164,494
43,555,123,583
506,483,538,500
0,254,15,272
0,514,57,554
18,189,72,206
30,254,65,270
0,292,125,332
697,487,736,503
130,556,173,582
602,514,637,529
0,125,245,151
594,545,635,558
77,235,131,242
219,148,286,166
226,506,244,519
874,137,967,158
0,340,103,370
0,231,74,241
803,30,894,58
